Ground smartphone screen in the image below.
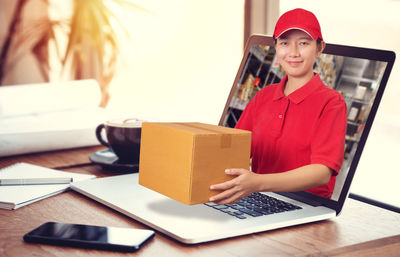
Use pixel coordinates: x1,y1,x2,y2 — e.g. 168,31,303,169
23,222,155,252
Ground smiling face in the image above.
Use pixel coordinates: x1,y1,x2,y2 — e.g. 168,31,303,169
275,30,324,82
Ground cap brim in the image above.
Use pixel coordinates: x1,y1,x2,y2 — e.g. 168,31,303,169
275,27,317,40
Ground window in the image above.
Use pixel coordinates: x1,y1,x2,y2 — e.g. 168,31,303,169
107,0,244,124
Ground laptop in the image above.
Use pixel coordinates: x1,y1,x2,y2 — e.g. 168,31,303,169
71,35,395,244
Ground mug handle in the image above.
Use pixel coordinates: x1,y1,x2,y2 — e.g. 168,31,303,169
95,124,109,147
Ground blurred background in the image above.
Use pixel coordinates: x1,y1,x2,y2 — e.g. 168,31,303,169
1,0,399,208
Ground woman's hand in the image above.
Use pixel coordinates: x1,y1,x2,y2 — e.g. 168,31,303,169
209,168,261,205
208,164,333,205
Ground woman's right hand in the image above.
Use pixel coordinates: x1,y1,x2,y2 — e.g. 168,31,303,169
209,168,261,205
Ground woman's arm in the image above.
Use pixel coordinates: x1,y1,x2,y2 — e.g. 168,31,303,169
209,164,332,205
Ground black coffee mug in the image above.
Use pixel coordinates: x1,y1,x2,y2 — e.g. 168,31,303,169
95,119,144,163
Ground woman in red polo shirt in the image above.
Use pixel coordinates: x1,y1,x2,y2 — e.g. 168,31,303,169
210,8,347,203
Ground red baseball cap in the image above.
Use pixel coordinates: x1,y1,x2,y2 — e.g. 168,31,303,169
273,8,323,41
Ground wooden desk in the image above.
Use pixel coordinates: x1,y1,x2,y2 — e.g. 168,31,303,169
1,146,399,257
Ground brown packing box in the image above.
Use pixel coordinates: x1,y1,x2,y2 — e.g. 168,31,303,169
138,122,251,205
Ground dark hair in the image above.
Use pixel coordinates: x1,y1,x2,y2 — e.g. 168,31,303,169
316,38,323,51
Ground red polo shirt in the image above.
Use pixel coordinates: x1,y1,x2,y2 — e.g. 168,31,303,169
236,74,347,198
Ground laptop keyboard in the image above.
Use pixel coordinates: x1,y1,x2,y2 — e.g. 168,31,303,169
204,192,302,219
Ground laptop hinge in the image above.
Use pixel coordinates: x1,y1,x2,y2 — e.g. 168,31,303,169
276,192,322,207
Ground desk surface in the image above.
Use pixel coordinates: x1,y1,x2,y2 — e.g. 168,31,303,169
1,146,399,257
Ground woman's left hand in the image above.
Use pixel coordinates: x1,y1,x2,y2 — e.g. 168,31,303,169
209,168,261,205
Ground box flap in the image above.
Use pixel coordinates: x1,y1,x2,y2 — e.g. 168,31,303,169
156,122,249,135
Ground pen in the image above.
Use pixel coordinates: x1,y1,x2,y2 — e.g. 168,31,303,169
0,177,73,186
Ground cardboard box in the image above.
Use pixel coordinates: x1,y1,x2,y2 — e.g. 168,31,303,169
138,122,251,205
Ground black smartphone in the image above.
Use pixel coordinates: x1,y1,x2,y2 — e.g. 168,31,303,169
23,222,155,252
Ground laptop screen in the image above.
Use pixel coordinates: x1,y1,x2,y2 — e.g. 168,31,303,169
219,35,395,213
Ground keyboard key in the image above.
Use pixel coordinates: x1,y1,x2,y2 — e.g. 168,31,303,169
232,211,244,216
212,205,229,210
235,215,247,219
240,209,263,217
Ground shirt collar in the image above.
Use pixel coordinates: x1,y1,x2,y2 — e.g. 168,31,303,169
273,73,323,104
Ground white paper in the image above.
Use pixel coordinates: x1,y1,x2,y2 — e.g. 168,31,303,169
0,79,107,157
0,79,101,117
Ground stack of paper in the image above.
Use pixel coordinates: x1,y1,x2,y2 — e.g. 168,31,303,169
0,162,95,210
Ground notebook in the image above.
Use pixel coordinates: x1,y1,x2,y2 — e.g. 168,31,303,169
0,162,95,210
71,35,395,244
